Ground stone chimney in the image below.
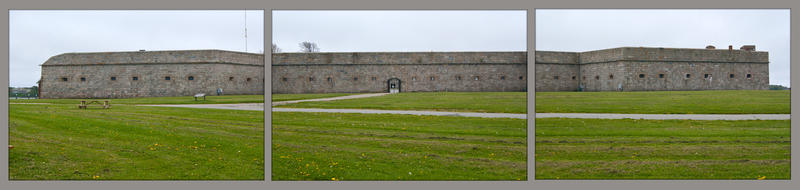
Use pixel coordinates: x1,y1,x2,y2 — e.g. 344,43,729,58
740,45,756,51
728,45,733,50
706,45,715,49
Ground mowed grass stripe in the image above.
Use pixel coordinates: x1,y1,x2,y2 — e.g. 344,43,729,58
537,144,789,161
272,112,527,180
537,160,790,180
275,92,527,114
9,104,264,180
273,131,524,163
275,125,525,147
535,90,790,114
535,118,790,179
13,104,260,138
536,118,790,137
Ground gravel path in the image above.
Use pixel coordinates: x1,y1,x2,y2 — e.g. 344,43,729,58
272,108,527,119
535,113,790,120
143,103,265,111
271,93,390,106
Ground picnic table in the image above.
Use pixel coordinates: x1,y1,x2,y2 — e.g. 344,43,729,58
194,93,206,101
78,100,111,109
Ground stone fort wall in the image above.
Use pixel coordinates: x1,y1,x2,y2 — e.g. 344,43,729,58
535,47,769,91
40,50,264,99
271,52,528,94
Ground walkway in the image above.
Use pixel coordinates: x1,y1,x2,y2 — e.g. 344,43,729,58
271,93,390,106
143,103,265,111
535,113,790,120
272,108,526,119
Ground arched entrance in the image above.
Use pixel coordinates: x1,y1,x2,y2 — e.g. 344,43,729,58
387,78,401,93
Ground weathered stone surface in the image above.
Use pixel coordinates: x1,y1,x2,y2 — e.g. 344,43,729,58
271,52,528,94
535,47,769,91
40,50,264,99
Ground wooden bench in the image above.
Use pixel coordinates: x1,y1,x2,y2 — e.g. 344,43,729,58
194,93,206,101
78,100,111,109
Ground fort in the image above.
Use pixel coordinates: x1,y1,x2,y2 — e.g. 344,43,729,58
39,50,264,99
535,45,769,91
271,52,528,94
38,46,766,98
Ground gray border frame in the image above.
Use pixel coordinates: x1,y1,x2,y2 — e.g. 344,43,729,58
1,0,797,189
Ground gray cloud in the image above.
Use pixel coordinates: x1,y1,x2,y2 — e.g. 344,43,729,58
536,9,790,87
272,10,526,53
9,10,264,87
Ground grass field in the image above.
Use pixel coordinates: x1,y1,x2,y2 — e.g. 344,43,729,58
9,95,264,105
271,93,356,102
275,92,527,113
9,104,264,180
535,90,790,114
272,112,527,180
535,118,790,179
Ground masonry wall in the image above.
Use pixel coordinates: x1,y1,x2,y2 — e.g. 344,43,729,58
534,47,770,91
40,50,264,99
580,62,628,91
534,64,580,91
623,62,769,91
272,52,527,94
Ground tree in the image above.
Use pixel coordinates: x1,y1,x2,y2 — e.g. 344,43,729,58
30,86,38,97
298,41,320,52
271,43,281,53
769,84,790,90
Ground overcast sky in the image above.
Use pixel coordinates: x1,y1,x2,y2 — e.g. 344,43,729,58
537,9,791,87
9,10,264,87
272,10,526,53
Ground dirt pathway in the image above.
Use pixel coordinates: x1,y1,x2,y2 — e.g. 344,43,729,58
271,93,390,106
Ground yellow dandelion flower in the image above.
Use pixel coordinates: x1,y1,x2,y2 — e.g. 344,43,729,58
93,175,100,179
757,176,766,180
331,177,337,181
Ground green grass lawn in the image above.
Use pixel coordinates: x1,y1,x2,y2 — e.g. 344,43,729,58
535,118,790,179
272,112,526,180
535,90,790,114
9,104,264,180
275,92,527,113
271,93,356,102
9,95,264,105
